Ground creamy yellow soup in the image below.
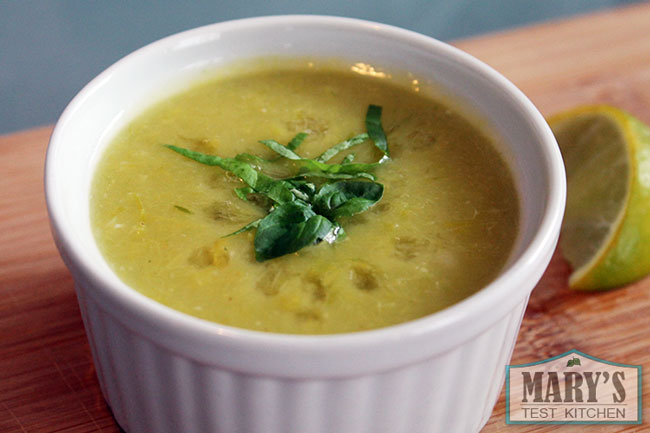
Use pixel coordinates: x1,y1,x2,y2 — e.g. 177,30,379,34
90,60,519,334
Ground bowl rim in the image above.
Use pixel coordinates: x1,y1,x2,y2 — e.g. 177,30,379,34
45,14,565,362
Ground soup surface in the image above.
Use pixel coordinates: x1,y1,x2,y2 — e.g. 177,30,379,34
91,60,519,334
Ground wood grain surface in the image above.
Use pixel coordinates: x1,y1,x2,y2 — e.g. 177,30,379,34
2,3,650,432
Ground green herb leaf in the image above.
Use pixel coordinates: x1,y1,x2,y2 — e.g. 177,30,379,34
226,218,261,237
289,188,310,201
234,152,269,165
259,139,303,160
290,171,375,181
366,104,389,159
234,186,255,201
173,205,192,214
342,153,355,164
287,179,317,194
287,132,308,151
287,179,317,201
165,145,295,204
298,159,380,178
251,132,308,164
259,180,297,205
254,200,337,261
316,133,368,163
314,181,384,220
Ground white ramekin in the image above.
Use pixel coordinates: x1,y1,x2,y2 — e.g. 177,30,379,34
45,16,565,433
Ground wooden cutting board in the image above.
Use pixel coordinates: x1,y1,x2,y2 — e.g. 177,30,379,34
1,3,649,432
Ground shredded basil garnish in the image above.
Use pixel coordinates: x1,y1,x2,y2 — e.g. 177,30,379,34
316,133,368,163
165,105,390,261
286,131,308,151
366,104,389,160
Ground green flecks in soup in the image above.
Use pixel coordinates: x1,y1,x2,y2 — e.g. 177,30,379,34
90,60,519,334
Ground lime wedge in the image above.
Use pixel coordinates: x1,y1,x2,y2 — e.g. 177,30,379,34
549,105,650,290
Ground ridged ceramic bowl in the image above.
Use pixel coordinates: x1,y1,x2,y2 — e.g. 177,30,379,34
45,16,565,433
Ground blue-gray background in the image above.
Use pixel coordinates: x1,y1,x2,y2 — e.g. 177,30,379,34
0,0,640,134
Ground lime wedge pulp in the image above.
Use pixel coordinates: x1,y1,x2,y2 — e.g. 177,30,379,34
549,105,650,290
